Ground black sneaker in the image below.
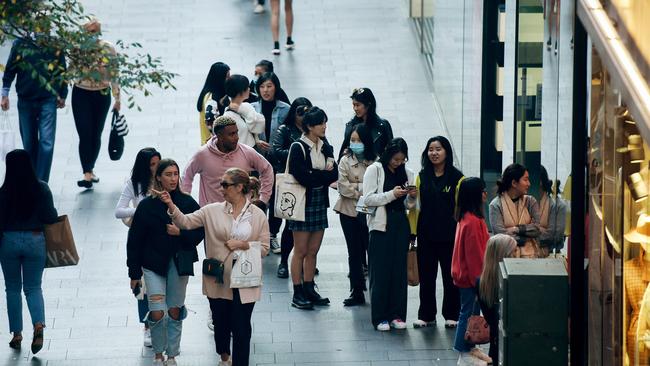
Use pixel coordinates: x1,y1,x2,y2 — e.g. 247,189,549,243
285,39,295,50
77,179,93,189
277,262,289,278
291,284,314,310
303,281,329,306
343,290,365,307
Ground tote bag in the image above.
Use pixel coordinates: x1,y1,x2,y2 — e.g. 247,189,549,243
407,241,419,286
230,242,262,288
274,142,307,221
44,215,80,268
108,111,128,161
0,111,16,162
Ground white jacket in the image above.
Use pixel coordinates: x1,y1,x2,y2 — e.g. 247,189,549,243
362,162,416,232
223,102,265,148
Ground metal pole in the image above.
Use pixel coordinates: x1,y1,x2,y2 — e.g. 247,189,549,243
421,0,425,53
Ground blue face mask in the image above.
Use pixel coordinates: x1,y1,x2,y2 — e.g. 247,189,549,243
349,142,365,156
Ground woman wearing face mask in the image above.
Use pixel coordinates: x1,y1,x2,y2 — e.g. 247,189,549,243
362,138,417,331
334,124,377,306
114,147,161,347
72,18,121,189
488,163,542,258
286,107,338,310
339,88,393,160
271,97,312,278
126,159,204,366
197,62,231,144
409,136,464,329
252,72,290,251
478,234,521,366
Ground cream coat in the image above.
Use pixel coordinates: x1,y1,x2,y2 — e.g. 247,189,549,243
362,162,416,232
169,200,270,304
334,154,372,217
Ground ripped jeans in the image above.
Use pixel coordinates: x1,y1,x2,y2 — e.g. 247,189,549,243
142,260,189,357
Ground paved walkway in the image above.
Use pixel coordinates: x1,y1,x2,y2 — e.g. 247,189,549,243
0,0,455,365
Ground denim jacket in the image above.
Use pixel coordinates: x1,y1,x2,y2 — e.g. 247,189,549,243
252,100,290,143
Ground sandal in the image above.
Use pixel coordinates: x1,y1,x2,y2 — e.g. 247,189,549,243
31,325,44,354
9,335,22,349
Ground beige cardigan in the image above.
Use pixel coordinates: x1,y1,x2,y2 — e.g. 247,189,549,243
334,154,371,217
169,200,270,304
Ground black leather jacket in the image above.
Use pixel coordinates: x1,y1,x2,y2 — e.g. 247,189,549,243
271,123,304,172
338,116,394,160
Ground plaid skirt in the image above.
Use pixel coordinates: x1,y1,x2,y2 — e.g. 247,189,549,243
288,186,328,232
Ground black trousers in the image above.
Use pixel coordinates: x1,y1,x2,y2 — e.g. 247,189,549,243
416,237,459,322
269,187,294,263
339,213,368,291
368,211,409,327
208,290,255,366
71,86,111,173
480,301,499,365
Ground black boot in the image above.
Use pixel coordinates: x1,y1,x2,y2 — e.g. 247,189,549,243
343,289,365,307
291,284,314,310
277,262,289,278
303,281,330,306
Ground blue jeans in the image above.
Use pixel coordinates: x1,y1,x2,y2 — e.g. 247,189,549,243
143,260,189,357
454,286,480,353
16,97,57,182
0,231,47,333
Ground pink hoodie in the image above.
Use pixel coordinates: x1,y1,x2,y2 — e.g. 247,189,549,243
182,136,273,207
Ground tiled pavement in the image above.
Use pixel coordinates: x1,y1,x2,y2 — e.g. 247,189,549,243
0,0,457,365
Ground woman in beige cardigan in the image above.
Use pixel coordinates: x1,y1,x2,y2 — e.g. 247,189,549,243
159,168,270,366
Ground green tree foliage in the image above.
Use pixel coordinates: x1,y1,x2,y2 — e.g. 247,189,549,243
0,0,177,110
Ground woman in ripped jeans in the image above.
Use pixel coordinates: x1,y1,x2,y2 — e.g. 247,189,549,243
127,159,204,366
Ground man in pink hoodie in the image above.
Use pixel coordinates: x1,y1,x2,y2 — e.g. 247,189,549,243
182,116,273,208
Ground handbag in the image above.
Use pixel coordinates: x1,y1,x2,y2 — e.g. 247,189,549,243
407,241,419,286
230,242,262,288
0,111,15,163
274,142,307,221
44,215,80,268
202,258,225,284
173,249,195,276
355,195,376,215
108,110,128,161
464,297,490,344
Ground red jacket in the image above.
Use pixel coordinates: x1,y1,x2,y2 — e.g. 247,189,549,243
452,212,489,288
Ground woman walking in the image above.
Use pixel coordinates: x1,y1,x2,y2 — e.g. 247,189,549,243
271,97,312,277
538,166,567,256
0,149,58,353
252,72,290,252
197,62,231,144
410,136,463,329
334,123,376,306
286,107,338,310
114,147,161,347
161,168,270,366
451,177,491,364
339,88,393,160
270,0,295,55
363,138,416,331
127,159,204,366
478,234,520,365
488,163,542,258
72,19,121,188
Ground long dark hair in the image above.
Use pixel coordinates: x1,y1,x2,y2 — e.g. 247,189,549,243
420,136,458,175
1,149,40,220
131,147,161,197
350,87,379,125
380,137,408,166
539,165,552,194
349,123,377,162
256,72,282,100
284,97,312,128
455,177,486,220
496,163,527,194
153,159,182,194
196,62,230,112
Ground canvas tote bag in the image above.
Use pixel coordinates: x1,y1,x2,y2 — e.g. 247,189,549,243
230,242,263,288
44,215,80,268
274,142,307,221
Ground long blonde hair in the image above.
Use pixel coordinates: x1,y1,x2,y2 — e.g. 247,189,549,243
479,234,518,306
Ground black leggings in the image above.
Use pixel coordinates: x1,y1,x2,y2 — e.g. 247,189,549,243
72,86,111,173
209,290,255,366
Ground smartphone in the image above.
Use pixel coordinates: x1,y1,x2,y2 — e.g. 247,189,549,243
404,185,416,191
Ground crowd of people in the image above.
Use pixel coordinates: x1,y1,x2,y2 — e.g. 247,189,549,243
0,18,570,366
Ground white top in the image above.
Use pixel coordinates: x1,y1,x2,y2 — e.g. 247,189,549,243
300,135,327,170
362,162,416,232
223,102,265,148
115,178,147,219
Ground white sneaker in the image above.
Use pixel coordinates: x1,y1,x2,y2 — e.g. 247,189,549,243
457,353,487,366
143,327,152,347
152,358,165,366
270,236,281,254
390,318,407,329
272,47,280,55
376,321,390,331
254,4,264,13
165,359,177,366
469,348,492,364
445,319,458,328
413,319,436,328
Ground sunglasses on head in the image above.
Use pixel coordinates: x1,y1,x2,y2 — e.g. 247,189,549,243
352,88,365,95
296,105,309,117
